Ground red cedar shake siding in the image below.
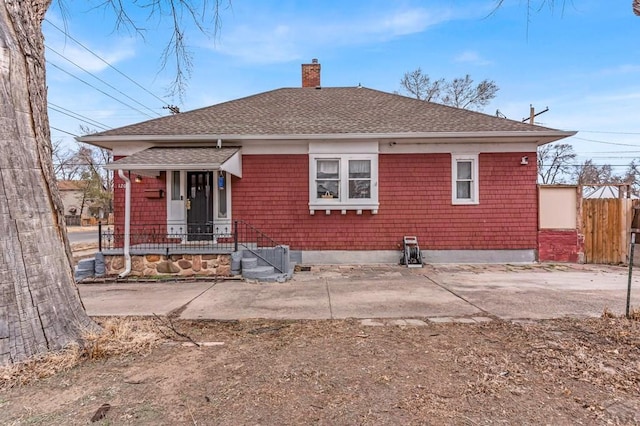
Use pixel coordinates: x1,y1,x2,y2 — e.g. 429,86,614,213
113,156,167,230
232,152,538,251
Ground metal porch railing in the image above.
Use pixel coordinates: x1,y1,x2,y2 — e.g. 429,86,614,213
98,220,288,272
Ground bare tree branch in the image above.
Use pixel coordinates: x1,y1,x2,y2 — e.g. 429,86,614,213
52,139,80,180
440,75,499,110
537,143,576,184
399,68,443,101
93,0,230,100
400,69,499,111
573,159,616,187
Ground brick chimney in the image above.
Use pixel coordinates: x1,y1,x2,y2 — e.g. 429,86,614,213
301,58,321,88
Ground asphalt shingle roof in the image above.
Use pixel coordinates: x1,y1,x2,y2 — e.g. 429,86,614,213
105,147,239,169
88,87,561,138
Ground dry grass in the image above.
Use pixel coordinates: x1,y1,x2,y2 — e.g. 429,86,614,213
83,317,161,359
629,306,640,321
602,305,640,320
2,316,640,425
0,317,162,390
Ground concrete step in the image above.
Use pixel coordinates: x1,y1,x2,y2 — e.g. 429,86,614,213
75,257,95,281
76,258,95,271
243,265,296,283
241,257,258,269
242,266,275,279
252,273,291,283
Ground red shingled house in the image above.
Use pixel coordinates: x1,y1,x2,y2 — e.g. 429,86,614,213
78,60,575,278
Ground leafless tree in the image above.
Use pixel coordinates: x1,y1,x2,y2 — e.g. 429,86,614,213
52,139,80,180
537,143,577,184
0,0,226,366
495,0,640,16
573,159,616,187
84,0,229,100
400,69,499,111
622,160,640,196
441,75,499,111
52,132,113,214
67,142,113,216
399,68,444,101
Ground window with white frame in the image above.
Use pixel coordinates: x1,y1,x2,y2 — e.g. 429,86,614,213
452,154,479,204
348,160,372,199
316,159,340,199
309,154,378,212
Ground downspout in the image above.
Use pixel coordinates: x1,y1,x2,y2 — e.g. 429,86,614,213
118,169,132,277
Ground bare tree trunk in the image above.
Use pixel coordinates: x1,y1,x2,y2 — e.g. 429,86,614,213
0,0,96,366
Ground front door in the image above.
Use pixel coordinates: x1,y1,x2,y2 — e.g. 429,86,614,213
187,171,214,240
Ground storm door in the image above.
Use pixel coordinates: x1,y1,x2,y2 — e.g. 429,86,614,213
186,171,214,240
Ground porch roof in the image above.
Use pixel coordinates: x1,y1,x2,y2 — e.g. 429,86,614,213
105,147,241,176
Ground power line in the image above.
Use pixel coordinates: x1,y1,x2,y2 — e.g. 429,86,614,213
578,130,640,135
44,18,169,106
576,151,640,154
580,156,640,160
46,44,161,118
542,164,637,168
48,102,111,131
47,61,155,119
573,137,640,147
51,126,78,137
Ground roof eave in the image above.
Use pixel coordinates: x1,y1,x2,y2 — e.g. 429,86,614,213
104,163,224,171
78,130,576,144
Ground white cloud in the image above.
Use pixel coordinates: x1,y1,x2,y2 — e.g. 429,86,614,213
209,6,455,64
454,50,492,66
211,24,301,64
378,9,446,36
46,37,135,73
597,64,640,76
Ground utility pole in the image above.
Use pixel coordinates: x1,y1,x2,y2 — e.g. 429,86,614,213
529,105,535,125
628,207,640,318
522,105,549,125
163,105,180,114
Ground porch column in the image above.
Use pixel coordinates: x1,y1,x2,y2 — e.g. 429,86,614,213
117,169,132,277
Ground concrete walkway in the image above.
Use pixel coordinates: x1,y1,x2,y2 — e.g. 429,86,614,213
78,263,640,321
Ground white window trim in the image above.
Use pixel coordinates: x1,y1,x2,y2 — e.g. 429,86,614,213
213,171,233,235
451,154,479,205
309,153,379,214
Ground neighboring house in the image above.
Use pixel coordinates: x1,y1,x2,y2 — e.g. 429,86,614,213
584,185,638,199
57,179,108,226
77,59,575,277
57,180,88,224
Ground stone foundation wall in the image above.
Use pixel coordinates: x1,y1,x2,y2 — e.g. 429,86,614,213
104,254,232,277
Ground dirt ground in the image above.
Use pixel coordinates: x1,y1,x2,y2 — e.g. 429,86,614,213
1,316,639,426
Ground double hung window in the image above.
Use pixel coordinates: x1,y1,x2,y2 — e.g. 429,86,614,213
309,154,378,213
452,154,479,204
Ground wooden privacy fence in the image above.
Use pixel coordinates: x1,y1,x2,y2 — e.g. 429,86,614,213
582,198,638,264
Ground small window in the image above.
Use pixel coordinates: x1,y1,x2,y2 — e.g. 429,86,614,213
171,171,181,200
452,154,479,204
217,172,228,218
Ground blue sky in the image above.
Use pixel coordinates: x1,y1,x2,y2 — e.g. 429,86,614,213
45,1,640,174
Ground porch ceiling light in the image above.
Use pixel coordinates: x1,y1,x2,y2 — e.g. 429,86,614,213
135,175,143,183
